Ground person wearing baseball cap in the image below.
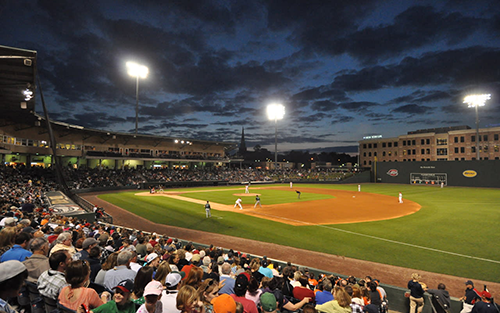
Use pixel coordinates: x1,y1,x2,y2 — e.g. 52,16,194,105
136,280,163,313
93,279,136,313
470,290,496,313
261,292,278,313
0,260,28,312
460,280,481,313
161,271,185,312
212,294,237,313
230,273,258,313
146,252,160,269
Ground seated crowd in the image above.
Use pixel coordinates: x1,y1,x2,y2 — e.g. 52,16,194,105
0,211,393,313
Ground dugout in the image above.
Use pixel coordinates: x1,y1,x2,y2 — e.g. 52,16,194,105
374,160,500,188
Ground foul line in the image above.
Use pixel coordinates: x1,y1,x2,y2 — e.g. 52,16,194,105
249,211,500,265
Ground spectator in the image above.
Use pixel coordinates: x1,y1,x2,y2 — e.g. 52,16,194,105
293,275,315,303
184,266,204,290
0,261,29,312
74,237,98,261
38,250,71,301
88,246,102,282
408,273,426,313
92,279,136,313
131,265,154,306
153,261,171,286
129,251,142,272
50,232,77,256
0,231,32,262
104,250,136,290
219,263,235,295
427,283,451,312
198,278,220,313
471,291,496,313
177,285,204,313
316,278,334,305
47,226,63,244
136,280,163,313
231,272,258,313
0,226,17,258
58,260,108,311
136,236,148,258
22,237,50,282
316,287,352,313
246,276,262,306
460,280,481,313
260,292,278,313
95,252,118,286
212,293,237,313
161,271,184,313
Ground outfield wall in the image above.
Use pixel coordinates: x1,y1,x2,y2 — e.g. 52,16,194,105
375,160,500,188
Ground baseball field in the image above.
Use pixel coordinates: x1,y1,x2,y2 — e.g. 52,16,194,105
97,183,500,283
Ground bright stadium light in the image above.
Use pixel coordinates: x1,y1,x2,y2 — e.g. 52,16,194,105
127,61,149,135
464,94,491,160
267,103,285,170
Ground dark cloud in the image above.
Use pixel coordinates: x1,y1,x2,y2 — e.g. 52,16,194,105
391,104,434,115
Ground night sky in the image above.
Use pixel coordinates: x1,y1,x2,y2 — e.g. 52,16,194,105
2,0,500,152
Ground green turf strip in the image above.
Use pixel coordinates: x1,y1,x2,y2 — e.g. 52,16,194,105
99,183,500,282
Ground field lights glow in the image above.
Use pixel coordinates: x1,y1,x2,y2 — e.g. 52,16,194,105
464,94,491,107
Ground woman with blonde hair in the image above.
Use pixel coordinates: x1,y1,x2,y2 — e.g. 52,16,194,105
316,287,351,313
184,266,204,289
177,285,204,313
154,260,172,285
94,252,119,285
408,273,426,313
0,227,17,258
197,278,219,313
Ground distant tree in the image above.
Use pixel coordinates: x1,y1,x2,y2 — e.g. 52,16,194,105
253,145,261,152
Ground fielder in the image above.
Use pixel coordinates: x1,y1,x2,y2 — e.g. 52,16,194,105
399,192,403,203
290,181,293,188
254,195,262,208
358,184,361,192
234,197,243,210
296,190,301,199
205,201,211,218
245,184,249,194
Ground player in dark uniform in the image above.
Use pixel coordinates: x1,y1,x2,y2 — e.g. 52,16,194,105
296,190,301,199
205,201,211,218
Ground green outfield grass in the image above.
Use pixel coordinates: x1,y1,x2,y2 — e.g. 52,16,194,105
99,184,500,282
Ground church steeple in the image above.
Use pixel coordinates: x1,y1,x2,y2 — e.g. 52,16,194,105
238,127,247,155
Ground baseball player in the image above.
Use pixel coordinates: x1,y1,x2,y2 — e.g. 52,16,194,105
290,181,293,188
245,184,249,194
399,192,403,203
296,190,301,199
358,184,361,192
205,201,211,218
234,197,243,210
254,195,262,208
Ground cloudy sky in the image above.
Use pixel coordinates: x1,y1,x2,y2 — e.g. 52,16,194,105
2,0,500,152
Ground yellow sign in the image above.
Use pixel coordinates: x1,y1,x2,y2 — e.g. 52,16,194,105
462,170,477,178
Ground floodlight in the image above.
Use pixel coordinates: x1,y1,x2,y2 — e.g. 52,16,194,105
267,103,285,121
126,62,149,79
464,94,491,160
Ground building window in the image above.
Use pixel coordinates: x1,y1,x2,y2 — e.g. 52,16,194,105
369,152,372,157
412,140,416,145
368,143,372,148
494,134,499,141
483,135,488,141
403,150,407,156
395,151,398,155
363,144,367,148
454,137,458,143
426,148,430,154
413,149,416,155
437,148,447,155
484,145,488,152
421,149,425,154
407,150,411,155
494,145,499,152
363,152,366,157
382,142,386,148
369,161,372,165
461,147,465,153
454,147,459,153
374,152,377,156
388,151,392,156
472,147,476,153
403,140,406,146
374,143,378,148
460,136,465,142
472,136,475,142
394,142,398,147
436,138,447,145
421,139,425,145
382,151,386,156
426,139,430,144
388,142,392,147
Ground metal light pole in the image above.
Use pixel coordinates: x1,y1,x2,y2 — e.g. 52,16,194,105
267,103,285,170
127,62,149,135
464,94,491,160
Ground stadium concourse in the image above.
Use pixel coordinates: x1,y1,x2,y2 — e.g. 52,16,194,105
1,164,500,313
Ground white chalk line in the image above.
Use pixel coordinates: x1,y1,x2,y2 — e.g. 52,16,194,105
248,211,500,265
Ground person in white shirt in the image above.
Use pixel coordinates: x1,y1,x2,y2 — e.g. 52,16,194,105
234,198,243,210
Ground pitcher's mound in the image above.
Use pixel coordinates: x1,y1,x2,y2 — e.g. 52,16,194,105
234,193,260,196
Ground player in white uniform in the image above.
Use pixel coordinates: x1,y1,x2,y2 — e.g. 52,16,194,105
245,184,249,194
399,192,403,203
358,184,361,192
290,181,293,188
234,198,243,210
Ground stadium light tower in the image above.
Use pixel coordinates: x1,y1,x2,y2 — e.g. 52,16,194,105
267,103,285,170
126,61,149,135
464,94,491,160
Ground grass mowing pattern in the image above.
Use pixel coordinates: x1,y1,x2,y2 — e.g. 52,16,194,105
99,184,500,282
